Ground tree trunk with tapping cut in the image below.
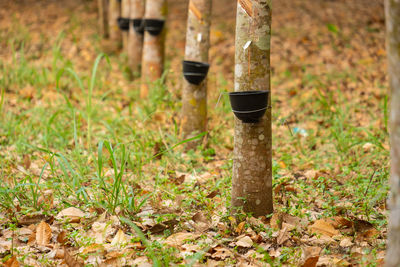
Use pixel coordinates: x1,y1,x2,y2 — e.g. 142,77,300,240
181,0,212,147
231,0,273,217
98,0,109,38
385,0,400,266
109,0,122,47
121,0,130,54
140,0,167,98
128,0,145,76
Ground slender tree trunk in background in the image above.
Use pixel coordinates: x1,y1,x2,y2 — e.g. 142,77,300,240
128,0,145,75
98,0,109,38
231,0,273,217
385,0,400,266
181,0,212,147
140,0,167,98
109,0,122,46
121,0,130,54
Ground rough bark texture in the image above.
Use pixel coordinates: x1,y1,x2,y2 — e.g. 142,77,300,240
181,0,212,145
121,0,130,53
231,0,273,217
128,0,145,75
109,0,122,45
98,0,109,38
385,0,400,266
140,0,167,98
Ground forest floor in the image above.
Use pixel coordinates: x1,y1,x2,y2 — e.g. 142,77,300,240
0,0,390,266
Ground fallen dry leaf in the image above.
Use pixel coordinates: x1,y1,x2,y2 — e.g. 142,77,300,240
54,249,65,259
4,255,20,267
100,257,121,267
57,230,68,245
235,221,246,235
277,227,290,245
164,232,200,248
191,212,209,231
236,235,253,248
56,207,85,223
36,221,52,246
64,248,84,267
192,211,208,224
357,228,380,242
328,216,353,229
301,246,321,267
131,256,151,266
206,190,219,198
304,170,317,179
211,245,234,260
111,229,127,247
309,219,339,237
172,174,185,185
270,213,282,229
82,243,105,254
332,257,351,266
27,231,36,245
353,218,374,232
18,213,50,226
340,237,353,247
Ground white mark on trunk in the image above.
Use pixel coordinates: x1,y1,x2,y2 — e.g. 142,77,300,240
258,134,265,140
243,40,252,50
235,64,243,78
256,199,261,205
235,82,240,91
197,33,202,42
238,2,250,17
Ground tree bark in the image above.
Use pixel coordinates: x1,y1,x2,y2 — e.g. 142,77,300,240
231,0,273,217
140,0,167,98
128,0,145,75
181,0,212,146
98,0,109,38
109,0,122,46
385,0,400,266
121,0,130,54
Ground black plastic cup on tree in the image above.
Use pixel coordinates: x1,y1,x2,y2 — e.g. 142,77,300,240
182,60,210,85
144,19,165,36
229,90,270,123
132,18,145,34
117,17,130,31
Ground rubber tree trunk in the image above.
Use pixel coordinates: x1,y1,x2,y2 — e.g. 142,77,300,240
128,0,145,75
181,0,212,147
231,0,273,217
385,0,400,266
98,0,109,38
109,0,122,46
121,0,130,54
140,0,167,98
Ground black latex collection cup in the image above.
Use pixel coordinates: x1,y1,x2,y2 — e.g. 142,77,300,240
144,19,165,36
182,60,210,85
117,17,130,31
132,18,145,34
229,90,270,123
